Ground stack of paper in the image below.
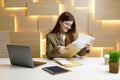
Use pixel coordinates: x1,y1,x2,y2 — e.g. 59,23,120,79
54,58,81,67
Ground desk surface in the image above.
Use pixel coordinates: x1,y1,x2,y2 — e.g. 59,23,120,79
0,57,120,80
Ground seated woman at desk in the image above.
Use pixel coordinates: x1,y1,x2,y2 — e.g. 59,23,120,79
46,11,92,60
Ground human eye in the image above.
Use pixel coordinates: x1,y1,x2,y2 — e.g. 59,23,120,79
64,23,69,25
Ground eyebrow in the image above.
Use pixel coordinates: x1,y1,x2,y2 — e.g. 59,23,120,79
64,22,72,25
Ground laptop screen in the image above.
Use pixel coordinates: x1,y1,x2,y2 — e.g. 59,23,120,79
7,45,34,68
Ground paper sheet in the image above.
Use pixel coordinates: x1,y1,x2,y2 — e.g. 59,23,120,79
71,34,95,49
59,34,95,58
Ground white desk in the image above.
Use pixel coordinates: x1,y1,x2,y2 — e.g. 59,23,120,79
0,57,120,80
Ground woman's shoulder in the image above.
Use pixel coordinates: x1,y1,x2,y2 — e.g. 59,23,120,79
46,32,60,39
46,33,55,37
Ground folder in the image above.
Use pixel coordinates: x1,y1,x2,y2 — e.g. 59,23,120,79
59,44,80,58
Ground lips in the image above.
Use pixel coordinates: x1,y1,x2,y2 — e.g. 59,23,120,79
64,28,69,32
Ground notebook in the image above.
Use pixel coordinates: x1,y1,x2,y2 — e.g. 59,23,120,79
7,45,46,68
42,66,70,75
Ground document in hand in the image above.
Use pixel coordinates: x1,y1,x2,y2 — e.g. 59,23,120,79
59,44,80,58
54,58,81,67
71,34,95,49
59,34,95,58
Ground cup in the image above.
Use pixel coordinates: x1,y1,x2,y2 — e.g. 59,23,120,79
104,54,110,65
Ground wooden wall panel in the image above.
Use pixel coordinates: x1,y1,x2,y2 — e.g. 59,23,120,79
4,0,29,8
0,0,120,58
38,17,56,38
88,14,103,34
73,10,88,33
86,48,103,57
93,32,119,47
9,32,41,58
0,0,3,8
102,22,120,32
0,16,15,32
95,0,120,20
0,31,10,57
16,16,38,32
103,47,115,56
74,0,88,7
27,2,60,15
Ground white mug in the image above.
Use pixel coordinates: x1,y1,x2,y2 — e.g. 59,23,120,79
104,54,110,65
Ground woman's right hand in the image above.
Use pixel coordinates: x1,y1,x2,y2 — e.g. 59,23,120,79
57,46,68,54
85,39,93,50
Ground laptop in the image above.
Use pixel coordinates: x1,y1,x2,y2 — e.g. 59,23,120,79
7,45,46,68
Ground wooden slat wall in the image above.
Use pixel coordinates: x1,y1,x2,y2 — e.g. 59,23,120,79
4,0,29,8
0,0,120,58
38,17,56,38
27,2,60,15
0,31,10,57
95,0,120,20
74,0,88,7
9,32,41,58
0,16,15,32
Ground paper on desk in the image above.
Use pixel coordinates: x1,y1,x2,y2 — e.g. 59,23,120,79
71,34,95,49
54,58,72,65
54,58,81,67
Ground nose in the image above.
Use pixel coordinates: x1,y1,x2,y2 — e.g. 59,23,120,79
67,26,71,28
67,26,72,29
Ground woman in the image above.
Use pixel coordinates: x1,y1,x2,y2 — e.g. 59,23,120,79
46,11,92,60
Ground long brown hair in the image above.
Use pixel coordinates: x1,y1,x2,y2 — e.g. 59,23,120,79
49,11,76,45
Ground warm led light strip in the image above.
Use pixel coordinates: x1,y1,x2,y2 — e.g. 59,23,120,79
28,15,58,17
40,33,47,58
33,0,39,3
116,40,120,51
14,16,17,32
74,7,88,9
5,7,27,10
102,20,120,23
40,33,43,58
91,0,95,14
1,0,4,7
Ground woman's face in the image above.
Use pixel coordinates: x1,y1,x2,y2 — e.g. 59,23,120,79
60,21,73,34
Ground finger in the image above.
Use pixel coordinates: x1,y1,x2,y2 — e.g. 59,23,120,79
90,39,93,44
